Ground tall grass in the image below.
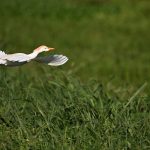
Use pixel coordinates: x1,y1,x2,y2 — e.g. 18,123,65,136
0,69,149,149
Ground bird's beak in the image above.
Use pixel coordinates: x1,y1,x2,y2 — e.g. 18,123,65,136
48,48,55,51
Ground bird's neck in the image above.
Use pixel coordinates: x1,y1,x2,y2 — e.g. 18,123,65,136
28,50,41,59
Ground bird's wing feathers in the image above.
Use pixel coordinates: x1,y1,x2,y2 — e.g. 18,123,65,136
34,55,68,66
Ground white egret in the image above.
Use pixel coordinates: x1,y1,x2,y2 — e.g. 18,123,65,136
0,45,68,67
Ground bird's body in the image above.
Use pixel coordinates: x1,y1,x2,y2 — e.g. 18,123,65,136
0,45,68,67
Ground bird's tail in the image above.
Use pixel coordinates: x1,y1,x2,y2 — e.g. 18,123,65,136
0,51,7,65
0,51,6,58
34,55,68,66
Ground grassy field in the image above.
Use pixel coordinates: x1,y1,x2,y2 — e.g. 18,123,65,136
0,0,150,149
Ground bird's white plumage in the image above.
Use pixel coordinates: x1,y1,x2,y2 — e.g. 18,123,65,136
0,51,6,58
0,46,68,67
2,53,31,62
0,59,6,65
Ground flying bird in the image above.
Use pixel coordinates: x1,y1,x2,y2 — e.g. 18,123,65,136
0,45,68,67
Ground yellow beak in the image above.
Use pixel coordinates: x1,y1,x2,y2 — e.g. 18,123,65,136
48,48,55,51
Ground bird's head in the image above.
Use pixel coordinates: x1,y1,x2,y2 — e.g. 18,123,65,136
34,45,55,53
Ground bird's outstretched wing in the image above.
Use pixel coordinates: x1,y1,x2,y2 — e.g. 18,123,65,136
34,55,68,66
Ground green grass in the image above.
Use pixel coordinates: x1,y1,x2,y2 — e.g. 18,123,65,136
0,69,149,149
0,0,150,149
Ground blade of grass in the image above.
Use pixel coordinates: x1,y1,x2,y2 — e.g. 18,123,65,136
123,82,147,110
35,104,51,131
